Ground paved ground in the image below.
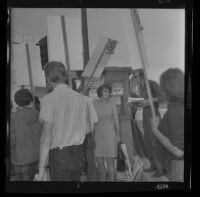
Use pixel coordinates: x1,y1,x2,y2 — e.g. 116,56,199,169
80,156,169,182
140,157,169,182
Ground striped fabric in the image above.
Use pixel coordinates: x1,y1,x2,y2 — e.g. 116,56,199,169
10,162,38,181
116,170,133,182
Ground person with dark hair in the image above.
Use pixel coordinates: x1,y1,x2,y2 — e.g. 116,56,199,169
151,68,184,181
131,69,166,178
93,84,120,181
10,88,42,181
35,61,98,181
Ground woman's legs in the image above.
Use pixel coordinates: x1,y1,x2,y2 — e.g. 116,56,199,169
105,158,115,182
95,157,107,182
151,153,165,177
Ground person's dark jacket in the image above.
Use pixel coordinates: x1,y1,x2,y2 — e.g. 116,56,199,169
158,102,184,160
10,107,42,165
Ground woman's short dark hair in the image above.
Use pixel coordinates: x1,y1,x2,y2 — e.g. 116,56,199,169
160,68,184,103
14,88,33,107
96,84,112,98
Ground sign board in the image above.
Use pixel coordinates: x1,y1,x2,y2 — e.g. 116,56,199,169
87,77,104,89
82,36,117,78
111,82,124,96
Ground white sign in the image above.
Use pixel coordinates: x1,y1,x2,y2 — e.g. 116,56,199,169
82,36,117,78
87,77,104,89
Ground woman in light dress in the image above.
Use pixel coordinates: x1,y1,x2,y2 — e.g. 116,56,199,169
93,84,120,181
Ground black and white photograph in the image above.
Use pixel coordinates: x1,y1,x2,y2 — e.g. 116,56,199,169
6,0,192,193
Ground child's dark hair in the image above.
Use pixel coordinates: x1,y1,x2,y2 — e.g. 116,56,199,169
96,84,112,98
14,89,33,107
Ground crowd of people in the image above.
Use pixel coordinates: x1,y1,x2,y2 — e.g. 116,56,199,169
9,61,184,182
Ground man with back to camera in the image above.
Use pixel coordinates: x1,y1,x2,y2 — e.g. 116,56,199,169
34,61,98,181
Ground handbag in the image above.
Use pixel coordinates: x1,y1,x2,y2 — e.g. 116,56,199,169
116,143,144,182
116,143,127,172
116,143,133,181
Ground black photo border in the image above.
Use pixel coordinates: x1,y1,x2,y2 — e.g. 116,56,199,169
5,0,192,193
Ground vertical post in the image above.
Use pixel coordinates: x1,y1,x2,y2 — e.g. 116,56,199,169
81,8,90,68
60,15,72,88
25,43,35,110
81,8,90,93
130,9,156,119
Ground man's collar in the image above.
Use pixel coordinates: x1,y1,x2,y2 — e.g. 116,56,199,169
53,83,70,91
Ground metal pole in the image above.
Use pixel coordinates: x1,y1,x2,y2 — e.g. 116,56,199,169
130,9,156,119
81,8,90,94
60,15,72,88
25,43,36,110
81,8,90,68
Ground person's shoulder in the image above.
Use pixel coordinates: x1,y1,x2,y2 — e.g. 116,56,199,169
80,94,89,100
109,98,117,106
41,92,53,102
86,97,94,104
169,102,183,110
167,103,184,117
68,88,83,98
93,98,100,105
80,94,93,105
12,108,22,116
